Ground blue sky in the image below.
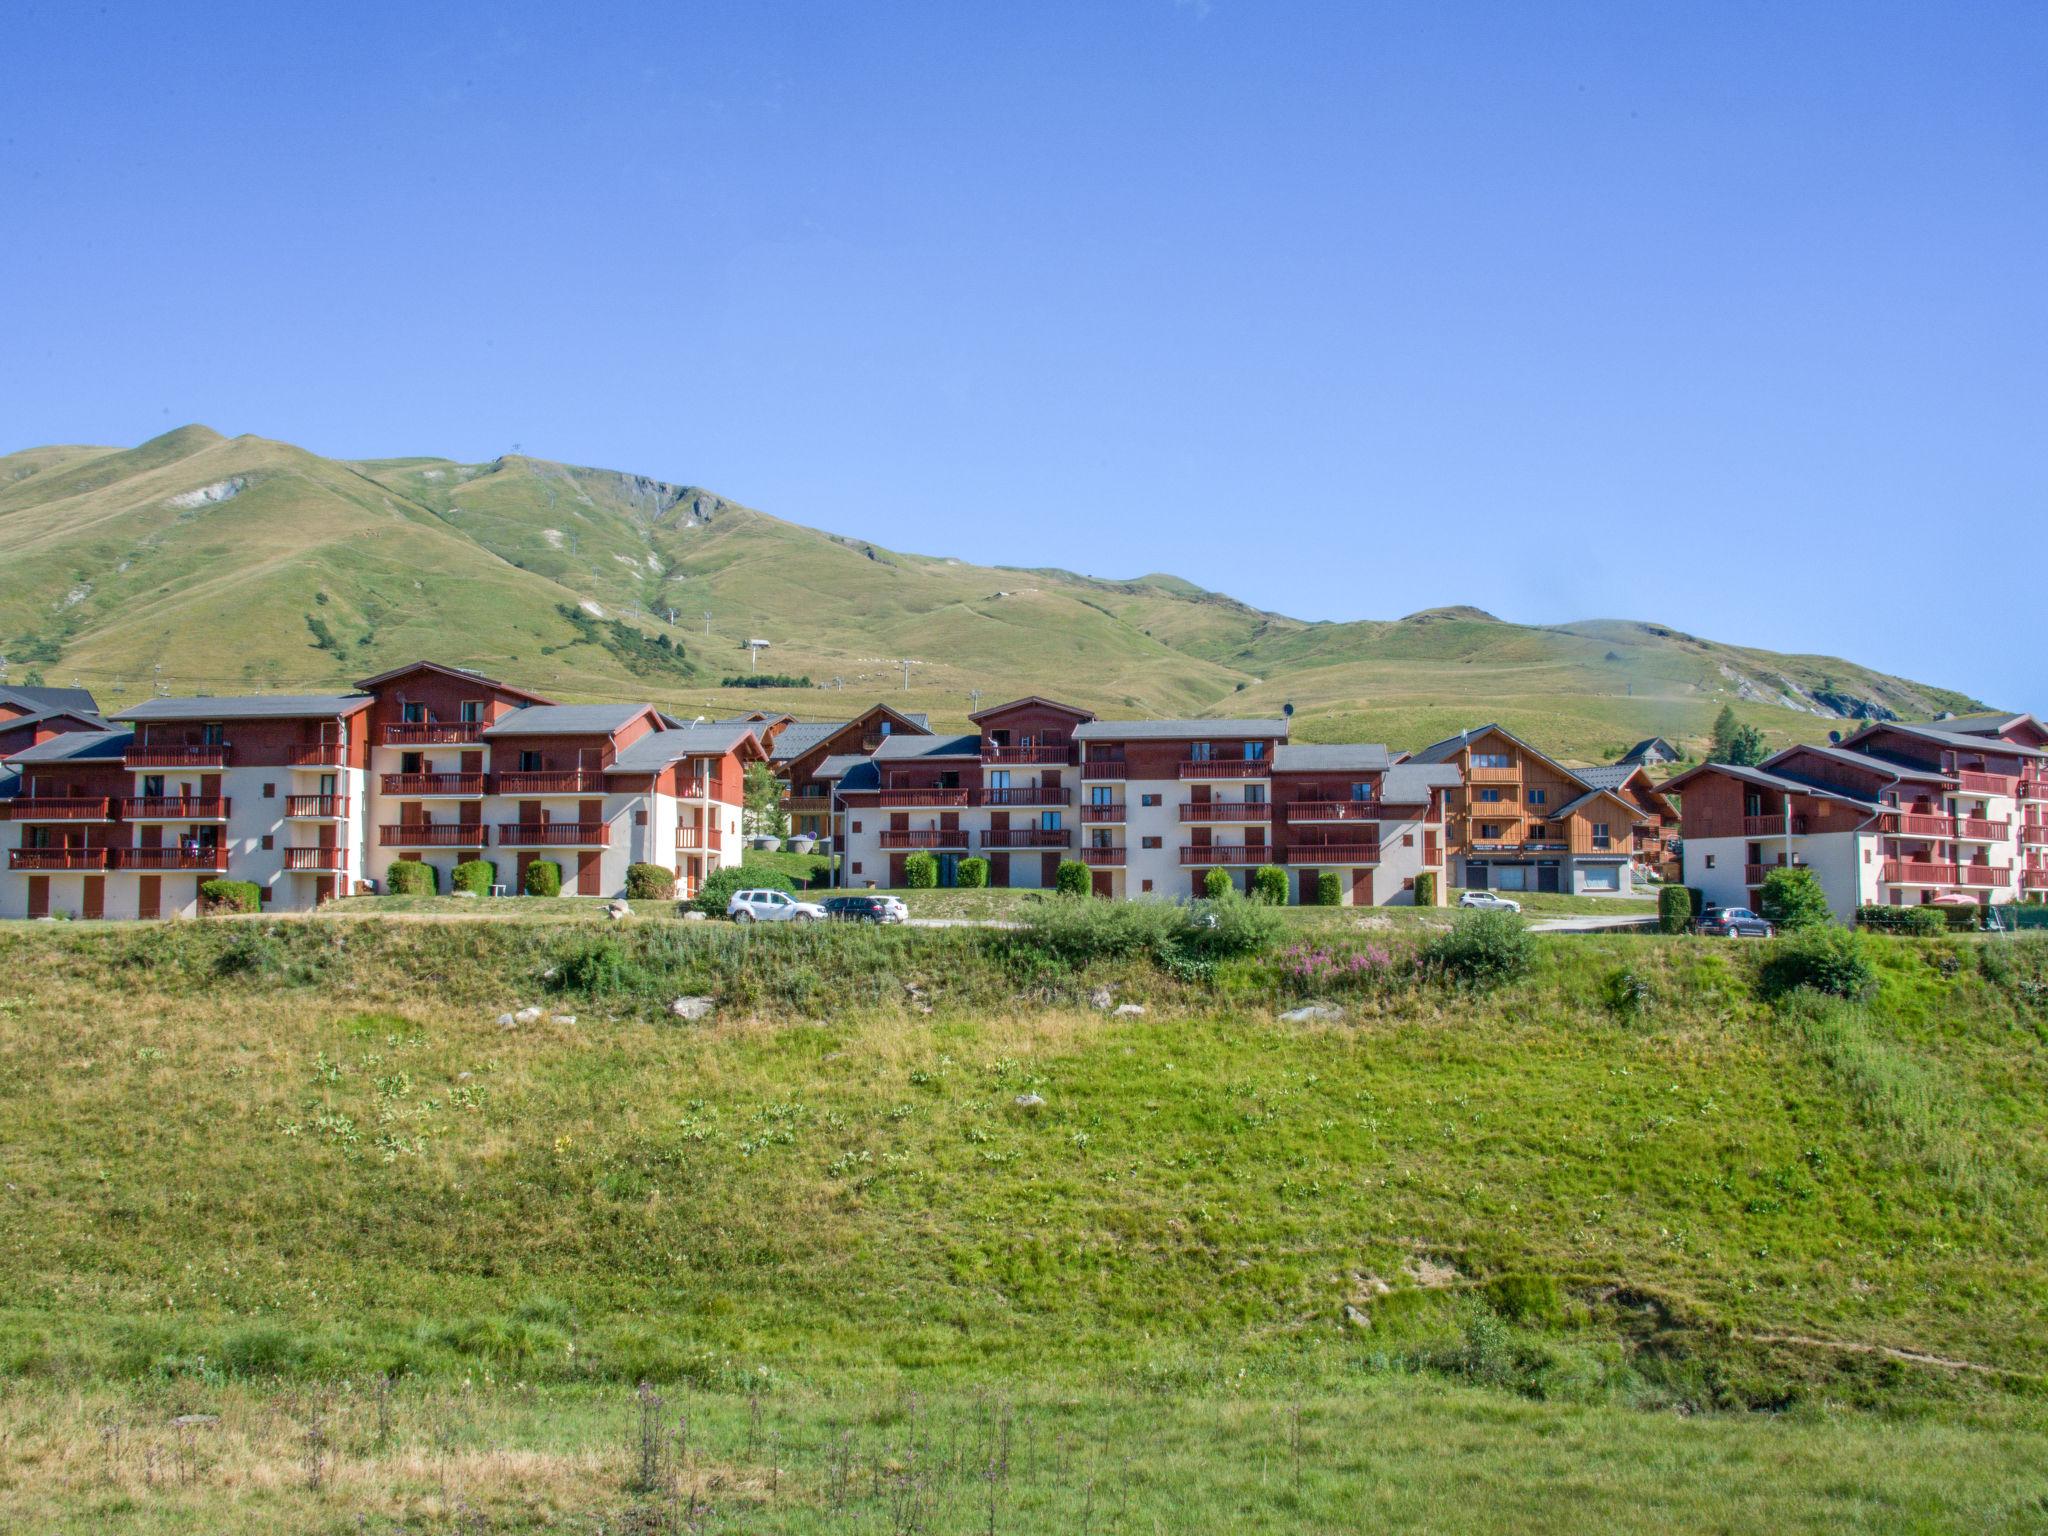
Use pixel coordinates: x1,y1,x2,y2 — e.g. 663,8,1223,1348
3,1,2042,707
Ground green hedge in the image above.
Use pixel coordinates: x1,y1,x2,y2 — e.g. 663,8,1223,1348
1054,860,1091,897
1413,871,1436,908
903,851,939,889
1250,864,1288,905
523,859,562,898
956,856,989,889
1857,904,1946,937
1658,884,1695,934
695,865,792,916
625,863,676,900
385,860,436,897
1315,870,1341,907
199,879,260,914
451,859,496,897
1202,868,1233,901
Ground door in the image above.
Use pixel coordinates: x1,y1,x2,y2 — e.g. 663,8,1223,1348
138,876,161,920
26,876,49,918
577,849,602,896
936,853,960,887
1351,870,1374,907
1298,869,1319,905
1537,863,1561,894
82,877,103,920
1091,870,1113,898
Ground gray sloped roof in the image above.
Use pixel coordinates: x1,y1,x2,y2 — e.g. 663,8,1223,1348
1572,764,1636,791
116,693,372,722
1408,725,1500,764
1617,736,1678,763
1272,743,1392,773
0,684,102,715
1547,786,1655,821
0,705,110,732
604,723,758,773
1379,763,1463,803
1656,759,1887,811
811,753,871,781
1848,720,2048,761
834,760,880,793
1774,742,1956,783
5,728,133,763
481,703,649,737
872,732,982,760
1073,718,1288,742
767,720,849,761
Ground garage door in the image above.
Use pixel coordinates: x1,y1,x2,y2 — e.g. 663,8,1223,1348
1582,865,1620,892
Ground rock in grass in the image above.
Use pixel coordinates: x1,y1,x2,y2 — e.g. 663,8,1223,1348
606,901,631,921
1280,1003,1343,1023
1113,1003,1147,1017
1014,1092,1046,1111
1088,986,1116,1010
514,1006,544,1026
1343,1304,1372,1330
681,909,708,923
495,1013,517,1029
551,1014,577,1026
669,996,715,1022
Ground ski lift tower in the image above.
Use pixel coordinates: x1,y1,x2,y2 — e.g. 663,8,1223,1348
745,638,772,673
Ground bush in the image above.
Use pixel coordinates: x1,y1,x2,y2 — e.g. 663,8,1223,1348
1202,867,1233,900
1421,910,1534,990
694,864,791,916
1250,864,1288,905
956,856,990,889
557,935,641,997
1658,884,1695,934
451,859,496,897
1054,860,1091,897
1315,870,1342,907
1182,889,1284,961
1018,898,1186,966
1414,871,1436,908
523,859,562,898
385,860,436,897
902,851,939,889
624,863,676,900
199,878,260,915
1758,866,1832,930
1760,926,1876,1002
1857,904,1945,937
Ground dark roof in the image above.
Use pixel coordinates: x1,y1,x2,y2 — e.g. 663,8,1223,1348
1073,718,1288,742
1932,712,2036,737
482,703,649,737
0,705,111,733
605,723,759,772
5,728,133,764
810,753,871,781
1272,743,1392,773
1572,765,1637,791
353,660,553,703
1773,742,1956,784
1845,720,2048,761
871,733,983,761
1548,786,1651,821
767,720,850,761
835,760,881,793
1655,759,1887,811
1408,725,1500,764
116,693,371,722
1379,763,1463,803
968,695,1095,724
0,684,102,715
1616,737,1678,764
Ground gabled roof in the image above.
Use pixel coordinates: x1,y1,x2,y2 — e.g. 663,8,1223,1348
0,705,111,733
811,753,871,781
1616,736,1678,764
1272,743,1392,773
1379,763,1463,803
1934,711,2040,738
116,693,371,722
1073,718,1288,742
1654,758,1887,812
482,703,652,737
5,728,133,764
767,721,851,761
1842,720,2048,761
833,760,881,793
354,660,554,704
1547,786,1653,822
871,732,983,760
1570,764,1636,791
0,684,102,716
604,723,762,773
1412,723,1594,788
968,695,1096,724
1771,741,1957,784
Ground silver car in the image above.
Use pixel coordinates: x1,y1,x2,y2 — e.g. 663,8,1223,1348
1459,891,1523,913
726,888,826,923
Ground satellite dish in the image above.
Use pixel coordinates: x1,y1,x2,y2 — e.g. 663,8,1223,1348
1282,702,1295,718
1828,730,1841,744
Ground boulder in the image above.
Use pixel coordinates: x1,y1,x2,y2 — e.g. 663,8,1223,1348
495,1013,517,1029
681,909,708,922
1088,986,1116,1010
1013,1092,1046,1111
1280,1003,1344,1024
668,996,716,1022
605,901,632,921
551,1014,578,1026
514,1006,544,1026
1343,1304,1372,1331
1112,1003,1147,1017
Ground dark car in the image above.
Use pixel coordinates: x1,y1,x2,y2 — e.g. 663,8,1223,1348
822,894,892,923
1697,905,1774,938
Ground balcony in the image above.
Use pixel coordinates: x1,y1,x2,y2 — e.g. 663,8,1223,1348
1742,814,1808,837
3,797,111,822
1744,863,1783,885
785,794,831,818
978,828,1071,849
874,788,971,808
1177,759,1271,780
381,823,488,848
10,847,110,870
1080,803,1126,823
1467,764,1520,783
1078,845,1125,866
122,797,228,821
124,743,229,770
1882,860,1956,885
1180,845,1276,866
1954,770,2016,796
2026,869,2048,891
676,827,719,851
1953,817,2009,842
2025,822,2048,846
1286,839,1379,864
878,828,967,850
494,769,606,795
114,846,228,872
384,721,482,746
980,743,1070,765
2021,774,2048,801
1179,801,1272,823
1955,864,2005,888
1081,759,1128,780
284,795,348,819
1286,800,1380,822
498,822,610,847
283,847,348,873
382,772,486,797
286,742,349,768
978,786,1070,808
1895,813,1955,838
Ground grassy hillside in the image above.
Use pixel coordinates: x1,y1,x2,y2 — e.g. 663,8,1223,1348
2,916,2046,1529
0,427,1987,761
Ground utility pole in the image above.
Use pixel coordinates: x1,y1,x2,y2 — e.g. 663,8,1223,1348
967,688,983,713
898,659,918,691
703,611,713,636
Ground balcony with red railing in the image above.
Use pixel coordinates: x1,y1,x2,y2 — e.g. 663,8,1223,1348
1178,758,1271,780
2025,821,2048,845
1179,801,1272,822
874,788,971,808
1954,769,2017,796
978,828,1071,849
10,846,111,870
2026,868,2048,891
977,785,1070,807
3,797,111,822
1882,860,1956,885
1953,817,2010,841
1180,844,1276,866
1742,814,1808,837
1895,813,1955,838
384,721,482,746
498,822,610,847
1078,845,1125,866
286,741,349,768
1080,803,1126,822
114,846,228,872
1081,758,1128,779
1955,863,2006,888
284,846,348,872
980,742,1071,765
2021,773,2048,800
1286,837,1379,863
122,797,228,821
493,770,606,795
284,795,348,819
878,828,968,849
124,743,230,769
380,823,488,848
1285,800,1380,822
1744,863,1782,885
382,772,486,797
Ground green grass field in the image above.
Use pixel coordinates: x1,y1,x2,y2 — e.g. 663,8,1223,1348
0,916,2044,1530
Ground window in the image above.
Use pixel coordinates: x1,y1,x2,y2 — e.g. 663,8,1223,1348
460,700,483,723
1402,833,1413,847
1141,835,1163,849
1090,785,1115,807
851,821,862,834
1141,879,1153,892
143,775,164,797
258,887,272,903
1246,740,1266,761
402,702,427,723
1526,789,1545,806
1350,782,1374,802
1402,877,1415,890
1705,853,1718,870
879,720,893,737
260,835,274,851
1039,811,1062,832
262,782,275,799
1245,783,1266,804
1190,741,1213,762
200,723,225,746
520,750,543,772
1480,824,1500,839
851,861,862,875
1477,789,1503,803
634,810,647,826
1474,751,1512,769
1592,822,1611,849
1141,793,1162,807
989,769,1011,790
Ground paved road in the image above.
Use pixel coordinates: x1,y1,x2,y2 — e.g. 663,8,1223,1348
1526,913,1659,934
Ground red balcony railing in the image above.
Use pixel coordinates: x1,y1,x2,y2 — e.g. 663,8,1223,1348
1285,801,1380,822
114,846,228,871
1954,770,2016,796
874,788,971,808
1179,801,1271,822
2026,869,2048,891
1954,817,2009,841
1742,814,1808,837
3,797,111,821
978,828,1070,849
1882,860,1956,884
380,823,487,848
284,795,348,818
124,744,229,769
384,722,482,746
122,797,228,821
1178,759,1270,779
1895,813,1954,838
1179,845,1276,866
878,829,966,849
498,822,610,847
1955,864,2005,887
1286,840,1379,863
977,786,1070,807
2024,822,2048,845
382,772,486,796
980,743,1071,765
2021,774,2048,800
283,847,347,872
493,770,606,795
1080,803,1126,822
1078,845,1125,866
10,847,111,870
286,742,348,767
1081,759,1128,779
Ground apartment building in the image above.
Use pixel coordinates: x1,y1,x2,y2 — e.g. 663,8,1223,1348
822,697,1458,904
1410,725,1678,896
1664,712,2048,919
771,703,932,842
0,661,755,919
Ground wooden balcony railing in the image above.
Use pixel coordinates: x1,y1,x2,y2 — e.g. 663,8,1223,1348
878,829,966,849
286,742,349,767
1081,759,1128,779
1080,803,1126,822
284,795,348,818
1078,845,1125,865
1954,770,2016,796
1896,814,1954,838
1179,845,1275,866
384,721,482,746
382,772,486,796
2025,869,2048,890
124,744,229,769
980,743,1071,765
1954,817,2009,841
1882,861,1955,884
2024,822,2048,845
493,770,606,795
114,846,228,871
10,847,111,870
497,822,610,847
1467,764,1520,783
1742,814,1808,837
1286,840,1379,862
381,823,488,848
1285,800,1379,822
1955,864,2005,887
978,828,1070,849
1177,759,1270,779
283,847,348,871
874,788,971,808
978,786,1070,807
122,797,228,821
2021,774,2048,800
1179,801,1271,822
3,797,111,821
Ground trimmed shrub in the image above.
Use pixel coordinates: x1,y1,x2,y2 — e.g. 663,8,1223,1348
902,851,939,889
1758,866,1832,930
1054,859,1091,897
1315,870,1342,907
1760,926,1876,1002
1413,871,1436,908
451,859,496,897
523,859,562,898
1941,903,1985,934
385,859,436,897
694,864,791,917
1857,904,1945,937
1202,867,1233,901
956,856,990,889
1250,864,1288,906
624,863,676,900
1658,884,1695,934
1421,910,1534,990
199,879,260,915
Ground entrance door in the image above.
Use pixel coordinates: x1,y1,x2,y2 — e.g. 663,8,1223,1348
936,853,960,888
1298,869,1319,905
1537,863,1561,894
1351,869,1374,906
138,876,161,920
577,849,602,896
1091,870,1113,898
26,876,49,918
82,877,103,920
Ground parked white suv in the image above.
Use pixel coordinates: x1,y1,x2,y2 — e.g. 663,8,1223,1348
1459,890,1523,913
726,888,826,923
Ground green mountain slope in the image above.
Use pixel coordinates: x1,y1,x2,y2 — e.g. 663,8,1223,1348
0,427,1986,760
